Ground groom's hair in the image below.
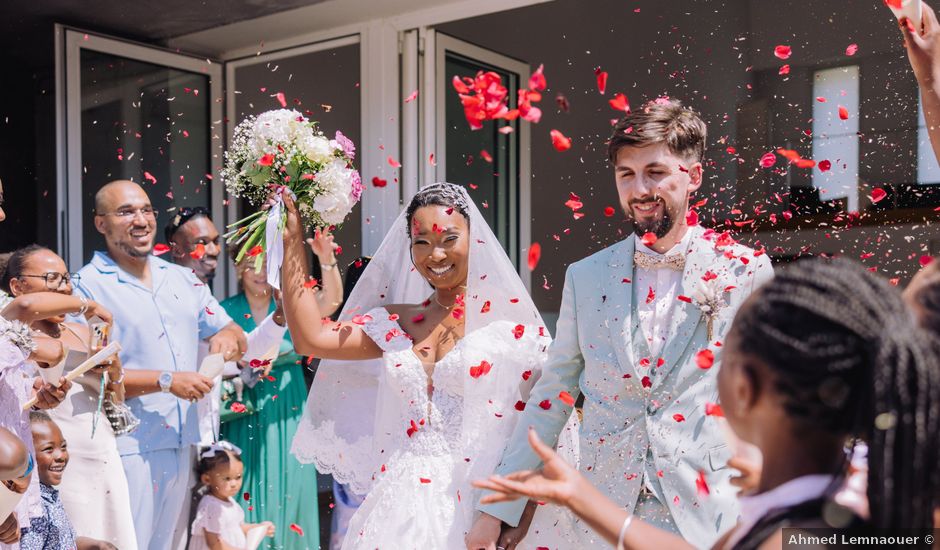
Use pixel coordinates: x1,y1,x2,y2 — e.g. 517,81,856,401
607,98,706,164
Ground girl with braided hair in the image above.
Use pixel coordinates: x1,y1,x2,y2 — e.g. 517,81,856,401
475,257,940,550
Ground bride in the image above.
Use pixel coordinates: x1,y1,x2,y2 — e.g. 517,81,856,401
282,183,577,548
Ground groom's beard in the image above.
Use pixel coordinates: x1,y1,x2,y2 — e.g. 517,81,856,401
628,198,677,239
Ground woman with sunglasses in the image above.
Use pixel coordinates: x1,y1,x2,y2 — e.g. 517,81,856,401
0,245,137,549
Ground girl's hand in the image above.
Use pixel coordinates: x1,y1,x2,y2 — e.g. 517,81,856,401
264,521,276,536
473,428,581,507
306,228,337,260
902,3,940,84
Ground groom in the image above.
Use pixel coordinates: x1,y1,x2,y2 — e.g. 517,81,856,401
468,99,773,549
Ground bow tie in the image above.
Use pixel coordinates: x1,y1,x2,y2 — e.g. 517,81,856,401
633,251,686,271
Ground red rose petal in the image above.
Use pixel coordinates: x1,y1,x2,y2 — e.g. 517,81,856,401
153,243,171,256
527,242,542,271
673,413,685,422
538,399,552,410
257,154,275,167
641,232,657,247
696,470,710,496
289,524,304,536
595,68,608,94
845,43,858,56
870,187,887,204
705,402,724,417
514,400,526,411
372,176,388,188
686,209,699,226
696,349,715,369
604,206,616,217
550,129,572,152
512,324,525,339
838,105,849,120
608,93,630,112
522,370,532,381
774,45,791,60
817,159,832,172
558,391,575,407
759,152,777,168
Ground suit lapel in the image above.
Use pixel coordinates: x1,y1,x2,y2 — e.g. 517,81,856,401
605,238,638,379
654,227,716,384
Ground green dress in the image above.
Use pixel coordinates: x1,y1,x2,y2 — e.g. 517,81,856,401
219,293,319,550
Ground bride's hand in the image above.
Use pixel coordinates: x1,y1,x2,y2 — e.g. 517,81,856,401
306,228,337,260
278,190,304,242
473,428,580,507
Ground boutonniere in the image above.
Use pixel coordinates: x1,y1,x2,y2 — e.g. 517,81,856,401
691,272,729,341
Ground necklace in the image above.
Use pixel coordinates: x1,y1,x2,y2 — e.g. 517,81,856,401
433,294,455,309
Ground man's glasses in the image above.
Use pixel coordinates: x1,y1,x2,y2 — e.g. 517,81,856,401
20,272,81,290
98,207,158,219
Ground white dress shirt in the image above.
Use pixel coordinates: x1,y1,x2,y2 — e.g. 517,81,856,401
633,229,694,358
196,312,287,444
725,474,836,549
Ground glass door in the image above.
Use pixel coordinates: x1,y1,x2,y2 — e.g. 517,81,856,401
59,27,224,294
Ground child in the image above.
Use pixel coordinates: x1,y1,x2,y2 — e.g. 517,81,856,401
20,411,115,550
191,442,274,550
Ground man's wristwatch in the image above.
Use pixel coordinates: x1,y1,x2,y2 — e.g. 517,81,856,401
158,371,173,393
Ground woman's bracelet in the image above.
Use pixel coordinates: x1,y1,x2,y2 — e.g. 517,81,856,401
616,515,634,550
77,296,89,316
320,261,337,271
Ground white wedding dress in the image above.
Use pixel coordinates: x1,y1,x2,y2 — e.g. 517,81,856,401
342,308,550,548
290,184,580,549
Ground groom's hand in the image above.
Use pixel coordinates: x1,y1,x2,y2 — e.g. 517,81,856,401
496,500,537,550
466,513,501,550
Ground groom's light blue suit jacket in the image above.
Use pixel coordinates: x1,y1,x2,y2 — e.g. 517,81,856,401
480,226,774,547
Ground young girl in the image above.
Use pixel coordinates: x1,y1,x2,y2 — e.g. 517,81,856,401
191,442,274,550
20,411,116,550
475,258,940,549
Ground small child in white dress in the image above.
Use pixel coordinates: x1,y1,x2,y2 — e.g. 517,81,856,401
190,442,274,550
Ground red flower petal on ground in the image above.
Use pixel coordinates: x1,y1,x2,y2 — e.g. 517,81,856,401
512,324,525,339
559,391,575,407
257,154,275,166
527,242,542,271
696,470,710,496
696,349,715,369
818,160,832,172
153,243,171,256
774,45,791,60
595,68,608,94
870,187,887,204
641,232,657,247
550,129,572,152
371,176,387,188
705,402,724,417
838,105,849,120
538,399,552,410
608,93,630,112
673,413,685,422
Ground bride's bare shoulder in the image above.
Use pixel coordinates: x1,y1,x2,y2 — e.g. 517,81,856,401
383,303,424,317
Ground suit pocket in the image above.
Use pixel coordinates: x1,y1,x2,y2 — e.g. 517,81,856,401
708,444,730,471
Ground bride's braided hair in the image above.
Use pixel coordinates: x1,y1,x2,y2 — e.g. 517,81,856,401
405,183,471,237
732,258,940,529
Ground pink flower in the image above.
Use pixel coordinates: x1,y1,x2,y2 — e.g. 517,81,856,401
349,170,363,202
334,130,356,160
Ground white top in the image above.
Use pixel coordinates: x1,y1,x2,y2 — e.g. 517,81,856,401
725,474,836,549
633,228,694,358
190,494,247,550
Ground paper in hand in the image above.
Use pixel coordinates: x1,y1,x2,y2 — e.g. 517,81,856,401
38,346,68,387
245,524,269,550
0,482,24,525
887,0,922,26
199,353,226,380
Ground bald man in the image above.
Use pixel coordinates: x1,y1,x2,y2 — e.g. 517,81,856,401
75,180,247,550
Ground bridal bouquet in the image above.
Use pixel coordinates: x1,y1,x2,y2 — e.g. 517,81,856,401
221,109,361,288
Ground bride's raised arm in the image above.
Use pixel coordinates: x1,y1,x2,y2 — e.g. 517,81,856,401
280,193,383,361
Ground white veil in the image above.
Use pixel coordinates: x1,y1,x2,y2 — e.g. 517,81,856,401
290,183,553,496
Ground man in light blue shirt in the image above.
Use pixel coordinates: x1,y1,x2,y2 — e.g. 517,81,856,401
75,180,246,550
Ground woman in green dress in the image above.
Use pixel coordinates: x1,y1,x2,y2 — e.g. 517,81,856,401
220,229,343,550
